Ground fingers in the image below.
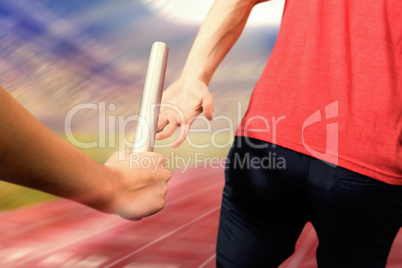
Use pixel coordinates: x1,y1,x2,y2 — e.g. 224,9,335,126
156,121,180,140
202,90,214,120
156,105,184,140
125,155,170,219
109,152,171,220
156,113,169,133
118,185,167,219
137,152,171,182
151,153,171,181
156,78,214,146
171,122,192,148
100,149,172,221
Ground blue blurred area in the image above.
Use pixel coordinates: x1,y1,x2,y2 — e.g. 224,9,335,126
0,0,279,133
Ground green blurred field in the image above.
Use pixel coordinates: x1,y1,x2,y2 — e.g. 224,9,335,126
0,132,232,212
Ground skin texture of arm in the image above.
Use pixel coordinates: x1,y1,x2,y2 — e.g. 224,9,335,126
157,0,270,146
0,87,171,220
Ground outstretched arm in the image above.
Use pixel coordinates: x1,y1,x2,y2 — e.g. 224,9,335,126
157,0,269,146
0,87,171,219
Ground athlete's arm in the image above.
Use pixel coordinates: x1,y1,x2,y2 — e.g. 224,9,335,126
157,0,269,147
0,87,171,219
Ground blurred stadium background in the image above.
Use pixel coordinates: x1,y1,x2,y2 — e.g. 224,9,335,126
0,0,282,210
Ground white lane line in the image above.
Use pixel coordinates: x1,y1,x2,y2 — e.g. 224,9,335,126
198,254,216,268
285,225,317,267
105,206,220,268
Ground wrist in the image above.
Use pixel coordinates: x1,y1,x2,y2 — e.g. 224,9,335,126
181,62,211,85
82,164,119,214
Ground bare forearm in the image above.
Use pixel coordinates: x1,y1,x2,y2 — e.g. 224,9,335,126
0,87,111,207
182,0,264,84
0,87,171,218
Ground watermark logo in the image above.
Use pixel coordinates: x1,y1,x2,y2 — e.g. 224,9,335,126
64,100,339,170
302,101,339,166
231,152,286,170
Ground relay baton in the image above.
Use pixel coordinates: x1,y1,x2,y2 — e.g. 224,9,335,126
129,42,168,221
132,41,168,153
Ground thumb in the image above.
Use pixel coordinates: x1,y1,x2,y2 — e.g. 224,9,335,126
202,91,214,120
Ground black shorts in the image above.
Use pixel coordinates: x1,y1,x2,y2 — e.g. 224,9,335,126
217,136,402,268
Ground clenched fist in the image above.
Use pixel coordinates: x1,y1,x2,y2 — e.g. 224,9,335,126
100,151,171,220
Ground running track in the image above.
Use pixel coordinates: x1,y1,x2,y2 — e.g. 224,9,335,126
0,166,401,267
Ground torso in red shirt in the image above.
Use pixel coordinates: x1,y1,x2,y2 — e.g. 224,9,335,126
237,0,402,184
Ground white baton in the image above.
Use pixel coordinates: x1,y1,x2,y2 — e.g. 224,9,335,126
132,42,168,153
